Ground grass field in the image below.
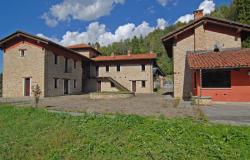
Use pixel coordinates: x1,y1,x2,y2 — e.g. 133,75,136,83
0,105,250,160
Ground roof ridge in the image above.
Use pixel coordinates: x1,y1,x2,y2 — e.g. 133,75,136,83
162,16,250,42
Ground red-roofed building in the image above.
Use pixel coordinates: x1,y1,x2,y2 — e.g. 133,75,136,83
188,49,250,102
0,31,165,97
162,10,250,102
90,53,164,93
67,43,102,58
93,53,157,61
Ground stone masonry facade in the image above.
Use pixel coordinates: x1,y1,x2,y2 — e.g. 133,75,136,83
3,42,45,97
1,32,158,98
173,23,241,99
98,62,154,93
44,50,83,97
3,42,84,98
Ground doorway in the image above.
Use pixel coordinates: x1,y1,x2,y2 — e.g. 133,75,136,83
64,79,69,95
132,81,136,93
24,78,31,96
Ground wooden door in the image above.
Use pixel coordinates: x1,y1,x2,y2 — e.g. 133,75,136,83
24,78,30,96
64,80,69,94
132,81,136,93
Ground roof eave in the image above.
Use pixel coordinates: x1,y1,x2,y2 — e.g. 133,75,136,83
94,58,156,62
162,16,250,42
0,31,92,61
190,66,250,70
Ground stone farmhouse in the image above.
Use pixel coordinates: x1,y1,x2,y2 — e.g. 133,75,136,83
162,10,250,102
0,32,164,98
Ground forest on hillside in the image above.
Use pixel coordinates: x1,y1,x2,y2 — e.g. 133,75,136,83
92,0,250,75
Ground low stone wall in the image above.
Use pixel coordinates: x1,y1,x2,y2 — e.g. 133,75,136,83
90,92,134,100
192,96,212,106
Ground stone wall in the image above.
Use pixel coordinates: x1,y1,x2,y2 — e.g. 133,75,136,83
97,62,154,93
44,50,82,97
90,92,134,99
173,32,194,98
173,23,242,99
2,42,45,97
100,81,119,92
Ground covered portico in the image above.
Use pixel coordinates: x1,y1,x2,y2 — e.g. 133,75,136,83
188,49,250,102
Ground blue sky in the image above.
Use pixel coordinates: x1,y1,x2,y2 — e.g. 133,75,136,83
0,0,231,73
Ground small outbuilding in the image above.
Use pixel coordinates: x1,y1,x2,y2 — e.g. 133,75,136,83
188,49,250,102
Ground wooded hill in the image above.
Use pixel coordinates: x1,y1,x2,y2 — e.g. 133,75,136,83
93,0,250,75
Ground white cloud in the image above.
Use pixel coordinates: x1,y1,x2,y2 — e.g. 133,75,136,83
157,0,171,7
42,0,125,27
175,14,194,24
41,13,58,27
37,18,168,46
156,18,168,30
36,33,59,42
175,0,216,23
198,0,215,15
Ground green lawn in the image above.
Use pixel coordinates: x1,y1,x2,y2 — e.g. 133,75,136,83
0,105,250,160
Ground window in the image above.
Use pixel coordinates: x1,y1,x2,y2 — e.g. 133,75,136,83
54,55,58,64
19,49,25,57
54,78,58,88
117,65,120,72
65,58,68,73
106,65,109,72
74,79,76,88
202,70,231,88
141,64,145,71
142,81,146,88
96,66,99,77
74,60,77,69
111,82,115,88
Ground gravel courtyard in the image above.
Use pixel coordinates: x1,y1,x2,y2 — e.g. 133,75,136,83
0,94,199,118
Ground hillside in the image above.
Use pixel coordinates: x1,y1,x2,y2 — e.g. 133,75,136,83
98,23,185,75
97,0,250,75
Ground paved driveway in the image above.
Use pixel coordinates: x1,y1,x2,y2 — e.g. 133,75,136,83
201,102,250,126
0,94,197,118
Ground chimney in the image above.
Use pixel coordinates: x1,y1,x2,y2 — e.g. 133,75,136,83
127,49,131,56
193,9,204,20
149,48,153,54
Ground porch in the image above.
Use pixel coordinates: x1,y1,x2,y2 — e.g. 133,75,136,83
188,49,250,102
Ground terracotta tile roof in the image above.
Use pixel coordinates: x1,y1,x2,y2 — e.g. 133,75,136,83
67,43,92,49
93,53,157,61
0,31,91,61
187,49,250,69
67,43,102,55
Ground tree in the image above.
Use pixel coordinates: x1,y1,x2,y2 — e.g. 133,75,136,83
31,84,42,108
233,0,250,25
211,0,250,47
98,22,186,75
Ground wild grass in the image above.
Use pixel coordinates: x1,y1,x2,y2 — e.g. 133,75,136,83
0,105,250,160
